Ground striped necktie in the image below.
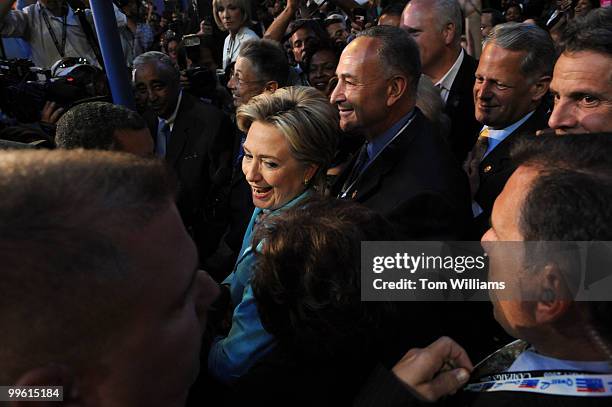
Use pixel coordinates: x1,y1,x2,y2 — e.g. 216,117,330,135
464,128,490,198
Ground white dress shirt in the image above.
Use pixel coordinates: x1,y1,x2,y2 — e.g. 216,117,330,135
435,49,465,105
0,2,126,68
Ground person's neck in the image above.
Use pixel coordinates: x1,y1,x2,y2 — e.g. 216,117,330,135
425,47,461,84
530,327,612,362
127,17,137,32
363,103,415,142
229,26,241,37
43,1,67,17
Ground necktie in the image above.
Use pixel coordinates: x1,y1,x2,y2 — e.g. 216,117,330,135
156,120,170,157
340,143,369,198
464,128,490,198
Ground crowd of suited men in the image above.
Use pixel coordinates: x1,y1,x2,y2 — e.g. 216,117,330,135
1,0,611,406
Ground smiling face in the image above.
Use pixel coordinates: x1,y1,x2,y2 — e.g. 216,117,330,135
474,43,541,129
330,37,393,139
548,51,612,135
216,0,244,33
242,121,315,210
227,56,266,107
308,49,338,93
134,62,180,120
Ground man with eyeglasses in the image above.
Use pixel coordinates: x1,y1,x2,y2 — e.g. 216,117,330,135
227,38,289,107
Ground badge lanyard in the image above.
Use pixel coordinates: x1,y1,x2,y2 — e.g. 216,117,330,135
41,8,68,57
465,370,612,397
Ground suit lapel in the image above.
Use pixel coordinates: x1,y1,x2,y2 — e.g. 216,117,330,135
479,103,551,174
351,113,423,201
165,95,193,167
446,53,476,112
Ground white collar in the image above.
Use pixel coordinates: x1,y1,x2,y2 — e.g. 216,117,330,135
160,90,183,125
482,110,535,141
435,48,464,92
509,348,612,373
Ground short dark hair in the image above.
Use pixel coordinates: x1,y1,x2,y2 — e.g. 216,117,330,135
561,7,612,56
511,133,612,341
238,39,290,87
379,3,405,18
482,8,506,27
357,25,422,94
55,102,147,150
511,133,612,242
286,19,330,45
251,197,396,360
304,44,340,75
0,150,176,384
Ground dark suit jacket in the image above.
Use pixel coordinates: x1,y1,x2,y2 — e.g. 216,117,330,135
147,93,234,254
445,52,482,163
335,109,472,241
472,103,551,238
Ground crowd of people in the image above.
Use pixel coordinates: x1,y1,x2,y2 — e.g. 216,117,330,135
1,0,611,406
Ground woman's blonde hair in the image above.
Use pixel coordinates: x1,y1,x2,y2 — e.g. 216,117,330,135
236,86,339,189
212,0,252,32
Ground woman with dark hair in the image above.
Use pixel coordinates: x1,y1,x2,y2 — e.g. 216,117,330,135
305,44,340,97
238,198,396,405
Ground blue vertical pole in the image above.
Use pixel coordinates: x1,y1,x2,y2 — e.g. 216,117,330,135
89,1,134,108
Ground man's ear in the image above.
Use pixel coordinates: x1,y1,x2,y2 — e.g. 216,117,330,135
442,22,456,46
534,263,572,325
386,75,408,107
12,365,82,406
530,75,552,104
263,81,279,94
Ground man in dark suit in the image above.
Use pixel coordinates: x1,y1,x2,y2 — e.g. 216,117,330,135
331,25,471,241
401,0,482,162
133,51,233,257
330,26,503,369
466,23,555,238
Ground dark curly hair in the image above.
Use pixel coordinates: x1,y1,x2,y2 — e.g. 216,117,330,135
251,197,397,361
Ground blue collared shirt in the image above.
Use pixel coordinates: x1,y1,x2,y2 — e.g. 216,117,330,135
208,190,313,384
509,348,612,373
365,110,416,172
481,110,535,159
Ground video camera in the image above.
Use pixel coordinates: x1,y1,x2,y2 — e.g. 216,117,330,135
0,58,109,123
181,34,219,102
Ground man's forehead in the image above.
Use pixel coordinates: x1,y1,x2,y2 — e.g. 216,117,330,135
555,51,612,80
338,37,379,72
401,2,431,27
293,27,316,41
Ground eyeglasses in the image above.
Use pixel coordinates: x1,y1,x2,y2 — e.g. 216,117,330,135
228,72,265,87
